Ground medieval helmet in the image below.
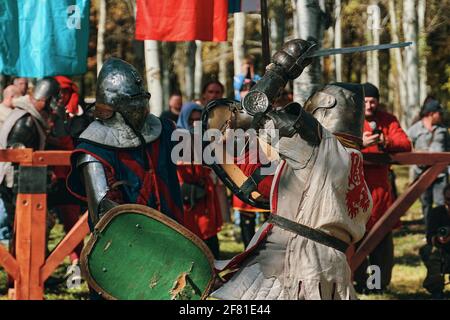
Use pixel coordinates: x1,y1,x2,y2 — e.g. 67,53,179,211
33,77,60,110
303,83,365,142
95,57,151,131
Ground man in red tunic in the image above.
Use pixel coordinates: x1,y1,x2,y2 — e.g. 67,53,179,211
47,76,89,265
354,82,412,293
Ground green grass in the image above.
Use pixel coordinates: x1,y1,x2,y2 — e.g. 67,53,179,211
0,165,448,299
358,165,449,300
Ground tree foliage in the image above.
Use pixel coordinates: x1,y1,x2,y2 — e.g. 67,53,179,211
74,0,449,116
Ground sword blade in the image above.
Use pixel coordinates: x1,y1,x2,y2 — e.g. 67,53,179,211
306,42,412,58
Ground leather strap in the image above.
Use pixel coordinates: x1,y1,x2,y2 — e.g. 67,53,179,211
240,162,276,197
269,214,349,253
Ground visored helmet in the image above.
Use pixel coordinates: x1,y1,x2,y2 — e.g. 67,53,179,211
303,83,365,143
33,77,60,110
95,57,151,131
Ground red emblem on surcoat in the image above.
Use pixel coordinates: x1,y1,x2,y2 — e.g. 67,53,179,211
346,152,370,218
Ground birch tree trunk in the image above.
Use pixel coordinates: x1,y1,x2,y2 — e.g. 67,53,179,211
418,0,427,104
161,42,176,108
219,42,229,97
233,13,246,77
144,40,163,116
96,0,106,75
334,0,342,82
270,0,286,54
293,0,323,105
291,0,299,38
194,40,203,99
402,0,420,127
366,2,380,88
388,0,407,121
185,41,196,101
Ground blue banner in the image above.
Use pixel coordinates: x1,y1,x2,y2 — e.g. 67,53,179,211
0,0,90,77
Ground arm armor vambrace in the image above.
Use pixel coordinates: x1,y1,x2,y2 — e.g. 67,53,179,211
76,154,117,226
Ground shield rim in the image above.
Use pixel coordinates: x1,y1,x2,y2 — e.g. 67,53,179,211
80,204,216,300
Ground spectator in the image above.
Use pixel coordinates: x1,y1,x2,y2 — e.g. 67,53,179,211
46,75,89,266
407,99,449,227
176,102,223,258
200,80,224,106
13,77,29,96
0,85,21,246
419,183,450,299
233,56,261,101
0,85,20,126
354,82,412,293
160,92,183,123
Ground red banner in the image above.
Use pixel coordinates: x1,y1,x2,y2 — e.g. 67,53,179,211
135,0,228,42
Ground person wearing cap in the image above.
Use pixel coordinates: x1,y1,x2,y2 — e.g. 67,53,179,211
354,82,412,293
407,99,449,228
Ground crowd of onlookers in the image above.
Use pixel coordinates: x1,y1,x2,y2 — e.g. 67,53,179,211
355,83,449,299
0,56,448,298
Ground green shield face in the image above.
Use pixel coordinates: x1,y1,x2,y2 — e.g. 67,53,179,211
80,204,215,300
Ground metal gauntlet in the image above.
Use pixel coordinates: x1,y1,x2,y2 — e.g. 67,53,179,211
266,102,322,145
242,39,317,115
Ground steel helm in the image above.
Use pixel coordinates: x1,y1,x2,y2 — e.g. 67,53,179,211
95,57,151,131
33,77,60,110
303,82,365,143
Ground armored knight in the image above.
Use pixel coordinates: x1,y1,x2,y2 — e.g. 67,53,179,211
205,39,372,300
67,58,183,229
0,77,59,240
0,77,59,151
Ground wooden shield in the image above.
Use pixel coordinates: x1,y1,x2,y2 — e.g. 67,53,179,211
80,204,215,300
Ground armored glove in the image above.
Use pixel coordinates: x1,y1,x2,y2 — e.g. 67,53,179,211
264,102,322,145
242,39,317,115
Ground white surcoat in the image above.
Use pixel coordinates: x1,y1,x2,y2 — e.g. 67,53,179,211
212,127,372,300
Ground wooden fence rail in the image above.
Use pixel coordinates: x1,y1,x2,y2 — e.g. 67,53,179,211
0,149,89,300
0,150,449,299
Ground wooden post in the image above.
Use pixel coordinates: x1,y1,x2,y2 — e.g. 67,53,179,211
0,149,91,300
13,164,48,300
29,193,47,299
350,162,448,271
41,213,89,282
14,194,33,299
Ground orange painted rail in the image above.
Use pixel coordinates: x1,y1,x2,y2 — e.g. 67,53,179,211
0,150,448,298
0,149,89,300
350,152,450,271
